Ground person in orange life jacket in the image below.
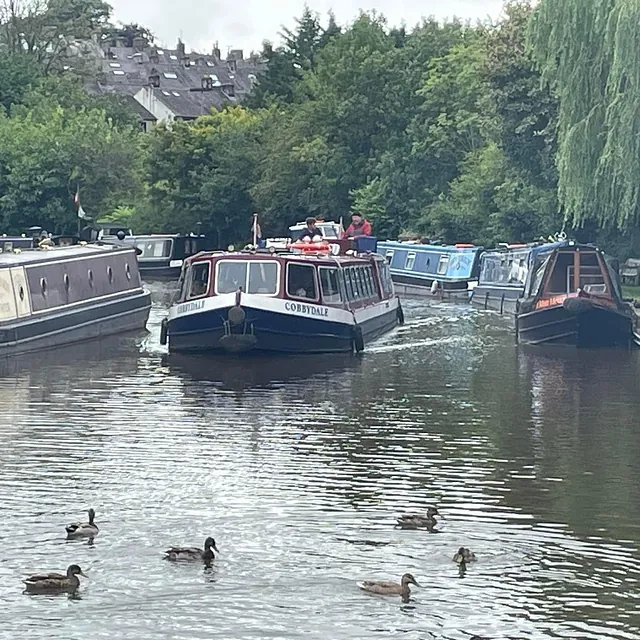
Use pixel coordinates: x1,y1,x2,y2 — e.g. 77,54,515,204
298,217,323,243
344,213,372,238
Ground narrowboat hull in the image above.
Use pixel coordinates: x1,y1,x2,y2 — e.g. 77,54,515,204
0,291,151,356
517,299,636,348
471,284,523,314
138,260,183,279
166,294,399,354
391,274,475,299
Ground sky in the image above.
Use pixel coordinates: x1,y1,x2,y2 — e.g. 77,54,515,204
109,0,505,55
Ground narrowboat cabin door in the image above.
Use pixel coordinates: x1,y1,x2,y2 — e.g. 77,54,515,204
517,242,637,348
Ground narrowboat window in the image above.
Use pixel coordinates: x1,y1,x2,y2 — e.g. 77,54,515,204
248,262,278,295
217,261,248,294
385,250,394,264
437,255,450,275
64,274,70,291
88,269,94,288
379,262,393,297
529,256,550,296
573,252,607,294
125,263,131,280
319,267,342,303
365,266,375,296
350,268,361,299
287,263,318,300
188,262,210,298
136,239,172,258
405,252,416,270
107,265,113,284
40,278,47,296
344,269,354,301
356,267,367,298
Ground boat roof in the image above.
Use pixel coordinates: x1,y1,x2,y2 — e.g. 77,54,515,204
187,249,382,265
0,242,136,267
378,240,482,252
124,233,206,240
481,240,599,260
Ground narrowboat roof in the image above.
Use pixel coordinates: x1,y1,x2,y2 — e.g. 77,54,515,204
378,240,482,253
185,249,384,265
125,233,207,239
481,240,600,261
0,243,137,267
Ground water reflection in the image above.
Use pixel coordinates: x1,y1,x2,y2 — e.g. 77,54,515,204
0,290,638,639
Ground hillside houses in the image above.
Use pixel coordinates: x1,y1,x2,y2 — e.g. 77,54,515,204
88,37,262,128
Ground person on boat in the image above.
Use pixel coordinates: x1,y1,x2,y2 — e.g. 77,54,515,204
251,216,266,249
344,213,372,238
298,217,323,243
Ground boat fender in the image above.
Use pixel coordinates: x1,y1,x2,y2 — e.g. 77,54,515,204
228,305,246,326
563,297,593,315
397,300,405,325
352,324,365,353
431,280,439,295
160,318,168,346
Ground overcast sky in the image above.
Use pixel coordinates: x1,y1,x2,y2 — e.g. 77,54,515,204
109,0,505,55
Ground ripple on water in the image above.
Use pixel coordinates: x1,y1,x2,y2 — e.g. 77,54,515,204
0,294,639,639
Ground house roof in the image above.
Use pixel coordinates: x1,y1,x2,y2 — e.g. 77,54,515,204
90,43,261,101
121,94,157,121
143,86,231,119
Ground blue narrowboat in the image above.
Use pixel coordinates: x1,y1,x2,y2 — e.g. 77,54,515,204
472,240,639,348
376,241,483,298
162,245,402,355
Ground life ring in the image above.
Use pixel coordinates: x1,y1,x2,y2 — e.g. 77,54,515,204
289,242,330,253
160,318,168,345
454,243,474,248
397,300,405,325
352,324,364,353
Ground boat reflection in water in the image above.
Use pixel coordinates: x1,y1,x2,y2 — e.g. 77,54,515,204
165,352,363,392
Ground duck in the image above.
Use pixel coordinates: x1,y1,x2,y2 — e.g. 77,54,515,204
164,536,219,564
357,573,421,601
23,564,86,594
396,506,440,530
65,508,99,540
453,547,477,565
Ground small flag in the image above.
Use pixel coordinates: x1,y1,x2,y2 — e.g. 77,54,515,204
75,187,87,219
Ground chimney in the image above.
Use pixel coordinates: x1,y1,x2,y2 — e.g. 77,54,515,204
149,48,159,64
133,36,147,51
228,49,244,61
212,41,221,60
177,39,186,61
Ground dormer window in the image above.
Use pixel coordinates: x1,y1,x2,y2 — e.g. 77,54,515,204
201,75,214,90
227,59,237,73
222,83,235,97
149,70,160,87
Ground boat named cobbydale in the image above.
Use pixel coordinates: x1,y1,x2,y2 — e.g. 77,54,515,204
162,245,402,354
0,241,151,356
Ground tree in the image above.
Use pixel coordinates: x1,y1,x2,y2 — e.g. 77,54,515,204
529,0,640,229
0,51,42,112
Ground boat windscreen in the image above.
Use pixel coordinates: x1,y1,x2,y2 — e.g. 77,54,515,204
217,261,248,293
216,260,279,295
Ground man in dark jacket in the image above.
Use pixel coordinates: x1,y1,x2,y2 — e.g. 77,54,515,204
344,213,372,238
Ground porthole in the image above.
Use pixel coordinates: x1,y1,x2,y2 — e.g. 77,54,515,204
125,263,131,280
64,274,70,291
107,265,113,284
88,269,94,287
40,278,47,296
19,286,24,301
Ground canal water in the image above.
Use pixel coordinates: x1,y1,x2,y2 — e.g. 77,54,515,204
0,284,639,640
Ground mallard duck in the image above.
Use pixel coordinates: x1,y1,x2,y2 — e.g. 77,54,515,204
357,573,421,600
164,536,219,563
65,508,99,539
453,547,477,565
396,506,440,530
23,564,86,594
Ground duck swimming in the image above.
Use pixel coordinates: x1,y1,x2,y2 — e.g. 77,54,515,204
357,573,421,601
453,547,477,565
164,536,219,564
23,564,86,594
65,508,99,540
396,506,440,530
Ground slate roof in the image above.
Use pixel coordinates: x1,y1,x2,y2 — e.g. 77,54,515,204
141,86,232,119
121,94,157,121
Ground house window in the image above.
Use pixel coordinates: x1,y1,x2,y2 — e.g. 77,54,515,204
172,91,180,96
170,54,178,60
287,263,317,300
113,70,125,75
319,267,342,304
405,252,416,270
437,255,450,275
188,262,210,298
163,72,178,79
109,62,121,68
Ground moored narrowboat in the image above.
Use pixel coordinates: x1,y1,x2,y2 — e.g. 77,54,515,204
0,243,151,356
162,246,402,355
122,234,214,279
377,241,483,298
473,240,639,348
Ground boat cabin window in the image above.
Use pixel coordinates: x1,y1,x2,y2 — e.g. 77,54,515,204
188,262,210,298
379,261,393,298
287,263,318,300
480,251,529,285
216,260,280,295
437,255,450,276
405,252,416,270
529,255,551,296
385,250,394,264
247,262,278,295
217,261,247,293
319,267,342,304
137,238,172,258
184,238,198,256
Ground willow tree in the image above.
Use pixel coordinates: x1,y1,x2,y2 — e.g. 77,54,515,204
529,0,640,229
